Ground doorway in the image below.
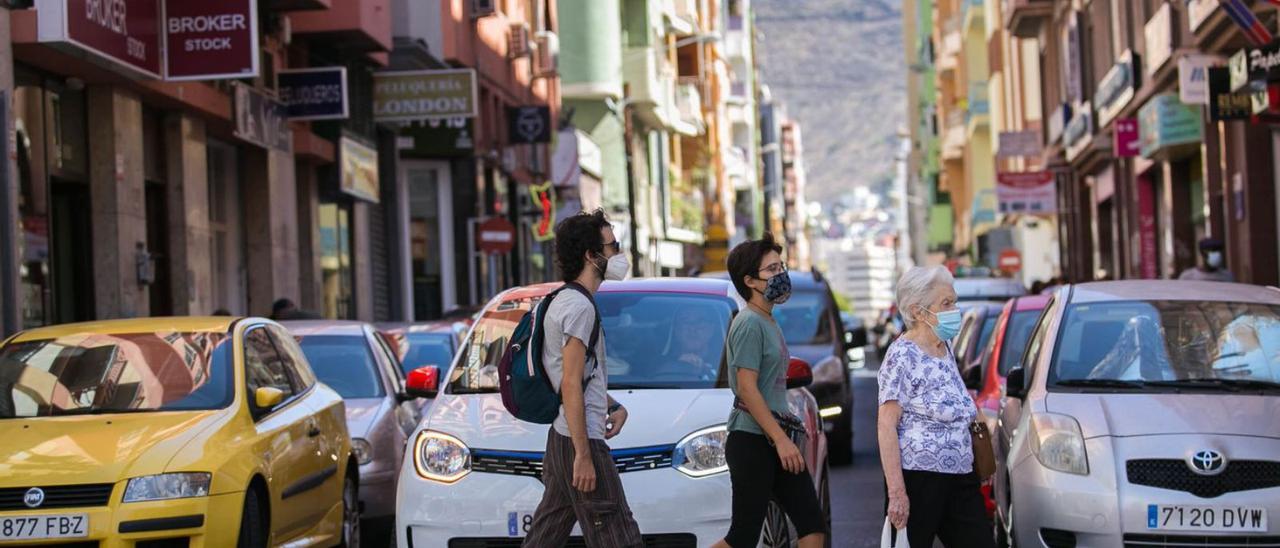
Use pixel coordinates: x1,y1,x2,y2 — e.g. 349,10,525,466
49,181,93,322
403,161,456,320
145,183,173,316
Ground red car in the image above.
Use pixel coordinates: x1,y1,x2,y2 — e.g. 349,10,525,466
962,293,1050,515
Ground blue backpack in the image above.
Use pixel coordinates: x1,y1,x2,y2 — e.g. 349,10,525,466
498,283,602,424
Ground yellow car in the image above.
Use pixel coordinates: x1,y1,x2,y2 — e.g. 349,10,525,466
0,317,357,547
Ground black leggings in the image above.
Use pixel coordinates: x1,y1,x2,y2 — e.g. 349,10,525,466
884,469,995,548
724,431,826,547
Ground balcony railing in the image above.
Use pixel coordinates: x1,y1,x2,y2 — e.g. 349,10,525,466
675,80,705,133
967,83,989,126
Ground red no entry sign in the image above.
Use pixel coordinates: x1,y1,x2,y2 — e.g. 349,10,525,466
477,217,516,255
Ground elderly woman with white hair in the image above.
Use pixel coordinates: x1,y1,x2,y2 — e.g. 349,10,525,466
877,266,993,547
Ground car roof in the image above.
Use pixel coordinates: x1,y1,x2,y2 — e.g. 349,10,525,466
280,320,370,336
496,278,737,303
1012,293,1051,311
11,316,241,342
698,270,828,289
1066,280,1280,305
954,277,1026,297
959,300,1004,314
375,322,457,334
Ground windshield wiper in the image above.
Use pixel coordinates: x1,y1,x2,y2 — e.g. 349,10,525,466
1054,379,1147,390
49,407,158,416
1144,378,1280,392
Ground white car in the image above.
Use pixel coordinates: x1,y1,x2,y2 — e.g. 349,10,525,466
396,278,831,548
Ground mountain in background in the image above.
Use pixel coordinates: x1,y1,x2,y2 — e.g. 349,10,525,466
754,0,906,205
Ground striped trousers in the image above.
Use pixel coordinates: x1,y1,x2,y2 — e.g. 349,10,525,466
522,430,644,548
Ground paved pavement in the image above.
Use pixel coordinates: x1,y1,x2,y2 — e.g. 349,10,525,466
829,363,888,547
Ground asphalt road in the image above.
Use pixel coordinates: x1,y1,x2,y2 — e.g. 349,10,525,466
829,361,889,547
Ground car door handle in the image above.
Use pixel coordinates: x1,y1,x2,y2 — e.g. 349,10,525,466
308,425,322,438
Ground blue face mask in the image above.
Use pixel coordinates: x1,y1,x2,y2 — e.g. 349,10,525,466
925,308,963,341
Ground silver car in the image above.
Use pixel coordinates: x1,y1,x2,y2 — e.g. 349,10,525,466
994,281,1280,547
284,321,431,528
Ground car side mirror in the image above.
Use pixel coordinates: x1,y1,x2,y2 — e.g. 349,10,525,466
254,387,285,410
406,366,440,399
785,358,813,389
1006,368,1027,400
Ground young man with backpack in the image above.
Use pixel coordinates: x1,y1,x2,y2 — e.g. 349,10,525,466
522,210,643,548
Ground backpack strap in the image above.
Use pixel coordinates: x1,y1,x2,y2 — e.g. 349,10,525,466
560,282,603,377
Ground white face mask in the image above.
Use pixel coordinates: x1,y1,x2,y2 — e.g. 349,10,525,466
1207,251,1224,269
605,253,630,281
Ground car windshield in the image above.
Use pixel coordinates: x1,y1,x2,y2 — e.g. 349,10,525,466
773,290,835,345
446,292,735,393
297,335,384,399
1049,301,1280,388
394,333,455,376
0,332,233,418
998,310,1042,376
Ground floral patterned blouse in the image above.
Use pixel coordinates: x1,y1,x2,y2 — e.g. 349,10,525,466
878,337,977,474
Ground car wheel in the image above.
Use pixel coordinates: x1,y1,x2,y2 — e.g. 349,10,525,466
828,415,854,466
339,473,361,548
236,488,268,548
820,462,832,548
759,501,794,547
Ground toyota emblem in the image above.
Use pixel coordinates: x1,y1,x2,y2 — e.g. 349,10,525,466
1189,449,1226,476
23,487,45,508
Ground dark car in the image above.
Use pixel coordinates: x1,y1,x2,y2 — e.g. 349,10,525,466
953,301,1005,381
701,270,859,464
377,321,464,378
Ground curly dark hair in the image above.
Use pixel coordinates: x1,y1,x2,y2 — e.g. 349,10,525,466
554,209,611,282
727,233,783,301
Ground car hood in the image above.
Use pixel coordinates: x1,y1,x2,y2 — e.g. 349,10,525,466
0,411,222,487
344,398,386,439
1046,392,1280,439
427,389,735,451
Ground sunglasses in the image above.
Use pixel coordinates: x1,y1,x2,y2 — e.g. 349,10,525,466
602,240,622,254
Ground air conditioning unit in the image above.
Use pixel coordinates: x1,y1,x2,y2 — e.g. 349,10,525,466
508,23,532,59
471,0,496,18
534,31,559,77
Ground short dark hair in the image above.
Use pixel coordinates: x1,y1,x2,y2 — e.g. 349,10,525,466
727,233,783,301
271,298,296,314
555,209,611,282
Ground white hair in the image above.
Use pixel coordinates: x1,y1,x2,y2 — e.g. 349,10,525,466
896,266,955,329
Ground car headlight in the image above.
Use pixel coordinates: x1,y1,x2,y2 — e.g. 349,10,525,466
352,438,373,466
672,425,729,477
123,472,211,503
812,356,844,386
414,430,471,483
1029,413,1089,475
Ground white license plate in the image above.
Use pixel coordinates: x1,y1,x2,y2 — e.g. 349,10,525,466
0,514,89,541
1148,505,1267,532
507,510,534,537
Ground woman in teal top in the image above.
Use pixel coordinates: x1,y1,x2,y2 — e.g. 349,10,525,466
710,234,826,548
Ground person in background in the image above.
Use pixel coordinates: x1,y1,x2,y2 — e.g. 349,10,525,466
878,266,993,547
1179,238,1235,282
270,298,319,320
212,309,232,316
1029,280,1046,295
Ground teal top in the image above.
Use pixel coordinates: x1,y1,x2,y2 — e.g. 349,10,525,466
726,307,791,435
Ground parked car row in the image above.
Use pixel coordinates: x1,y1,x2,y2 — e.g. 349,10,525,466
956,280,1280,546
0,316,461,547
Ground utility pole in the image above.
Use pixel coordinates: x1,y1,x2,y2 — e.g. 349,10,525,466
621,84,643,278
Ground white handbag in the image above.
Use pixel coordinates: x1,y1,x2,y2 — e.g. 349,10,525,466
880,518,908,548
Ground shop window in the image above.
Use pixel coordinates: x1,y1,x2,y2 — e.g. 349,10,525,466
14,67,92,328
318,202,354,319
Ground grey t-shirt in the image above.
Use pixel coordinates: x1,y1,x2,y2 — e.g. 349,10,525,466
726,308,791,435
542,289,609,440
